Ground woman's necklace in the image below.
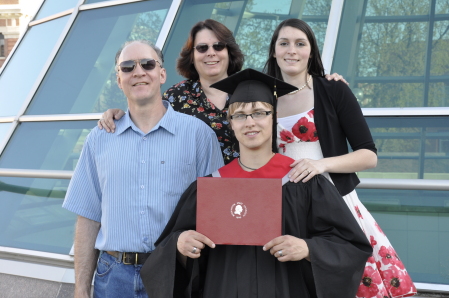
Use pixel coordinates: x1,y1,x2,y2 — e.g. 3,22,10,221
238,153,275,171
288,74,312,95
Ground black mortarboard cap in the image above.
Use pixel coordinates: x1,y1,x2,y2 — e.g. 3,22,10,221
210,68,298,153
210,68,297,105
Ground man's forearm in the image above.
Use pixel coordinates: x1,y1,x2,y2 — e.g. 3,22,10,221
74,216,100,298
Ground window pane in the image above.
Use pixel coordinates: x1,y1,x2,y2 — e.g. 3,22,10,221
436,0,449,14
0,16,69,117
358,188,449,284
429,82,449,107
353,83,425,107
333,0,448,107
0,123,12,146
35,0,79,20
0,121,96,170
357,22,427,78
366,0,430,16
358,117,449,180
0,176,74,254
431,20,449,76
26,1,171,115
162,0,331,90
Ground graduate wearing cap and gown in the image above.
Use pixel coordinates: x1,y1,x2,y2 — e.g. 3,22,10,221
140,69,372,298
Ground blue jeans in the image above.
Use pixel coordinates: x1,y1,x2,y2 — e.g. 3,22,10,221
93,251,149,298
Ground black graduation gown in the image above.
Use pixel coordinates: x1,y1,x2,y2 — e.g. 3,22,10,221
141,154,372,298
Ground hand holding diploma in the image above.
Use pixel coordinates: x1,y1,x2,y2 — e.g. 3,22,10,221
263,235,310,262
178,230,216,259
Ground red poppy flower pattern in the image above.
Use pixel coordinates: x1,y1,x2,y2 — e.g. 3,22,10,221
356,258,389,298
355,224,416,298
280,129,295,143
276,110,416,297
355,205,363,219
277,109,319,153
383,267,416,297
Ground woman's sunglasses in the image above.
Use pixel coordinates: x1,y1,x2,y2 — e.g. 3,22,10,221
193,42,227,53
117,58,162,73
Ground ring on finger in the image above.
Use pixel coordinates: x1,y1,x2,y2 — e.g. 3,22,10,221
308,169,311,174
192,247,197,254
278,250,283,257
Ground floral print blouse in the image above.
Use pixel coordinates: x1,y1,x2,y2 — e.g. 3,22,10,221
163,79,239,164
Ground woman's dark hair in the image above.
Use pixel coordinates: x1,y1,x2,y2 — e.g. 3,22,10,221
177,19,244,80
263,18,325,80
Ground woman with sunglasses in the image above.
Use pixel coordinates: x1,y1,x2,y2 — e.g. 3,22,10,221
100,19,242,164
267,18,416,297
98,19,345,167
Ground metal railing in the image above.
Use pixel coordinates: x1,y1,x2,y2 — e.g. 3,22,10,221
1,168,448,191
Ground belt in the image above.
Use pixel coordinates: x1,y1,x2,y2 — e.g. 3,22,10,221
106,251,151,265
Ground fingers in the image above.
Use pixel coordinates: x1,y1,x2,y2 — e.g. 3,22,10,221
264,236,309,262
289,159,302,168
326,73,349,86
326,73,341,81
103,112,116,133
264,236,291,262
99,109,123,133
263,236,284,252
300,169,315,183
177,230,215,259
196,233,215,249
97,118,113,133
289,159,316,183
97,119,103,130
289,168,314,183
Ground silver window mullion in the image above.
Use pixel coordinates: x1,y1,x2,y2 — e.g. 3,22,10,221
13,0,84,120
155,0,183,50
321,0,345,74
362,107,449,117
79,0,146,11
29,9,74,27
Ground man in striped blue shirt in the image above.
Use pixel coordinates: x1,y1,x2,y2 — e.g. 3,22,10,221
62,40,223,298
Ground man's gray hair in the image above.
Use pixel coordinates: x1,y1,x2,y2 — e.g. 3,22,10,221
115,40,164,69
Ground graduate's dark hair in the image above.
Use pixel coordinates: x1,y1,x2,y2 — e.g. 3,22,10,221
227,102,278,154
263,18,325,83
177,19,244,80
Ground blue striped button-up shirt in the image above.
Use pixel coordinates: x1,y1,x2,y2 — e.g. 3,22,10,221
63,101,223,252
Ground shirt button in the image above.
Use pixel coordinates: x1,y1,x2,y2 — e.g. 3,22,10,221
141,160,145,164
140,185,144,189
143,137,147,140
140,211,145,214
161,161,165,164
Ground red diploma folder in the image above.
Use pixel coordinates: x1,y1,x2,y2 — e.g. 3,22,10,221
197,177,282,246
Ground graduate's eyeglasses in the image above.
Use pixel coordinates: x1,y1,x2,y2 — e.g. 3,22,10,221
117,58,162,73
230,111,272,121
193,42,227,53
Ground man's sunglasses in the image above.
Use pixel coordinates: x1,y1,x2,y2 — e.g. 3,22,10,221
193,42,227,53
117,58,162,73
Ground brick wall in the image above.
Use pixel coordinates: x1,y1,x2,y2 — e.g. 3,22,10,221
6,37,16,54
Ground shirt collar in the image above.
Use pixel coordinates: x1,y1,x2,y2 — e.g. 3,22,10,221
115,101,177,136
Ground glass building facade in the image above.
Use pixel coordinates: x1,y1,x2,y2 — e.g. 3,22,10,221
0,0,448,293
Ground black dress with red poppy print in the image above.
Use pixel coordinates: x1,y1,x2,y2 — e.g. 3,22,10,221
163,79,238,164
